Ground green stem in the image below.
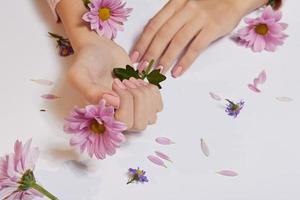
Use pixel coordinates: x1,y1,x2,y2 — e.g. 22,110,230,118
225,99,235,106
31,182,59,200
126,178,136,185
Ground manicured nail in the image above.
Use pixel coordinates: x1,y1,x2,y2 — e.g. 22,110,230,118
137,79,148,86
172,66,183,78
123,79,137,88
157,65,164,73
129,77,141,86
130,51,140,63
138,61,149,73
114,78,126,89
103,94,120,108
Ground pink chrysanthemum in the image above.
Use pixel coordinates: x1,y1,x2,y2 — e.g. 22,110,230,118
82,0,133,39
64,99,127,160
234,6,288,52
0,140,41,200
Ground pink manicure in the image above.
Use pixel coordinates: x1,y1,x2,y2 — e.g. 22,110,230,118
123,79,137,88
172,66,183,78
138,61,149,73
157,65,164,73
129,77,141,86
113,78,126,89
130,51,140,63
137,79,148,86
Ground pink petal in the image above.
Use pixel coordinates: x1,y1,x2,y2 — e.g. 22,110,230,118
248,84,261,93
155,137,175,145
30,79,54,86
254,70,267,85
41,94,60,100
276,96,293,102
217,170,238,177
200,138,210,157
147,155,167,168
155,151,172,162
209,92,222,101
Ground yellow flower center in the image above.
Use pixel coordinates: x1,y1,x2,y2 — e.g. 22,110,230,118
136,169,143,175
255,24,269,36
98,7,111,21
89,120,106,134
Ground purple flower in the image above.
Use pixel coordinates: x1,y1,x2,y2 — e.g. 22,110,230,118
127,167,148,184
48,32,74,57
225,99,245,118
58,42,74,57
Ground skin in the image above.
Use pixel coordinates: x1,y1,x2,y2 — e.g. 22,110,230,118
131,0,268,78
57,0,163,132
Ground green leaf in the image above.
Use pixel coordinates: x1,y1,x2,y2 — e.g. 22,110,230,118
113,65,140,81
146,69,166,89
48,32,63,40
83,0,91,8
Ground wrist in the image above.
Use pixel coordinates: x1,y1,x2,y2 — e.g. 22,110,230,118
57,0,107,51
227,0,268,17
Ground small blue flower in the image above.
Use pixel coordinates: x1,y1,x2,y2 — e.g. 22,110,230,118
225,99,245,118
127,167,148,184
49,32,74,57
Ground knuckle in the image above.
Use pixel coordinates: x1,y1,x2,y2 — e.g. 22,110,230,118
133,123,147,132
145,18,158,33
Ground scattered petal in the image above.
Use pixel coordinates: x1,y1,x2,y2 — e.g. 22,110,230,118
209,92,222,101
254,70,267,85
41,94,60,100
155,137,175,145
217,170,238,177
147,155,167,168
31,79,54,86
276,96,293,102
200,138,210,157
248,84,261,93
155,151,172,163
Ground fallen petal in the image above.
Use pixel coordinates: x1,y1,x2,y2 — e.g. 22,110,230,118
276,96,293,102
31,79,54,86
255,70,267,85
200,138,210,157
41,94,60,100
248,84,261,93
155,151,172,162
209,92,222,101
147,155,167,168
155,137,175,145
217,170,238,177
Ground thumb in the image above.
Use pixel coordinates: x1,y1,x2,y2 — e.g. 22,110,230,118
68,67,120,106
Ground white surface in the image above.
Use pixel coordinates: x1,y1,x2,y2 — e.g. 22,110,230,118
1,0,300,199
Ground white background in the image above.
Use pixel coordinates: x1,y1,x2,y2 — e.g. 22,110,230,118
1,0,300,199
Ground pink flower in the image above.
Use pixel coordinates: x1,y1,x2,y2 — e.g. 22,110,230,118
234,6,288,52
64,99,127,160
0,140,41,200
82,0,133,39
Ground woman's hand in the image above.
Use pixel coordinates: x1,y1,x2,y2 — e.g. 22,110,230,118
131,0,267,78
58,0,163,132
68,38,163,132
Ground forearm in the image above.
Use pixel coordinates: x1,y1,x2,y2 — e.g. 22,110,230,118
56,0,104,51
230,0,269,17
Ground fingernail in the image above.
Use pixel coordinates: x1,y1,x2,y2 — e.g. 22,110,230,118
137,79,148,86
157,65,164,73
114,78,126,89
129,77,141,86
138,61,149,73
103,94,120,108
123,79,137,89
172,66,183,78
130,51,140,63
